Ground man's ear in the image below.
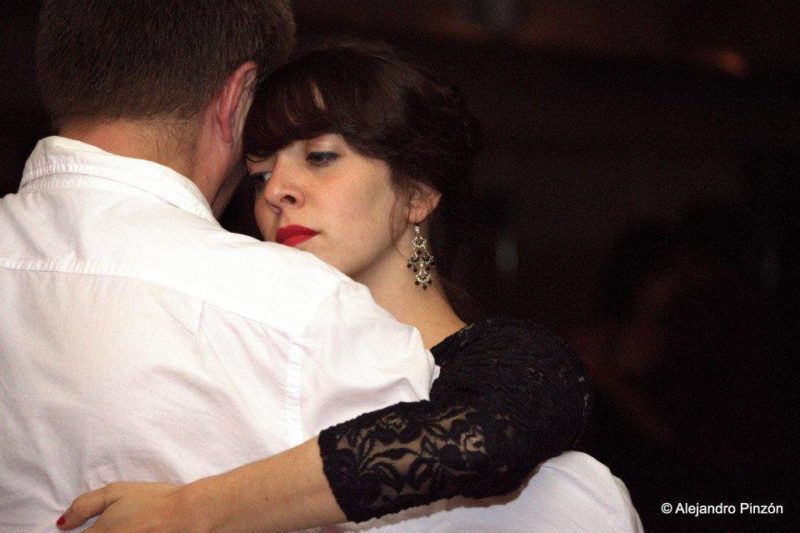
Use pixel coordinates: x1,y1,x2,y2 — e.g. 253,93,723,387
216,61,258,144
407,182,442,224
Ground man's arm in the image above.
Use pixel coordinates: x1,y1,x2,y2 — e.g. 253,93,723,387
296,279,434,438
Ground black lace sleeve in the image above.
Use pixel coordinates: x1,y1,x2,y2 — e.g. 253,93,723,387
318,317,592,523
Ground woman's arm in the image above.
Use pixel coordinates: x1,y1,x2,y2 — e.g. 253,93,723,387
59,438,344,532
60,317,590,530
320,317,591,522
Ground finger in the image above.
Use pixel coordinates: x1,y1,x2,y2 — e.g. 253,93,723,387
57,485,117,530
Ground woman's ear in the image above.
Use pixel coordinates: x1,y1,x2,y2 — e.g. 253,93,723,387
407,182,442,224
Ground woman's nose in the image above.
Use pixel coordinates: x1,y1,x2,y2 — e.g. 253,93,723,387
263,160,304,209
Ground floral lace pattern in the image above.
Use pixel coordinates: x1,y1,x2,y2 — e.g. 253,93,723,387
318,317,591,522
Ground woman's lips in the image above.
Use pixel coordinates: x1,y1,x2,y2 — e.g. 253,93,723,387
276,225,319,247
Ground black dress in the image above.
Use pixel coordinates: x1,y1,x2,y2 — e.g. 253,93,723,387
319,316,591,522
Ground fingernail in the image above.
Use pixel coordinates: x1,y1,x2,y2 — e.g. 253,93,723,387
56,515,66,527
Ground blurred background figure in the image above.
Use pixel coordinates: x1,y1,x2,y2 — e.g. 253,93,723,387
2,1,797,531
572,204,794,531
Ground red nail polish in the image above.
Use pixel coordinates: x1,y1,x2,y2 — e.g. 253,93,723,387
56,515,66,527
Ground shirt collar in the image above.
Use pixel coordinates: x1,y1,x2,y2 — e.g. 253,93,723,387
21,136,217,222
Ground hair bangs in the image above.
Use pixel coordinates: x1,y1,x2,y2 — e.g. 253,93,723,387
244,51,396,162
245,74,327,159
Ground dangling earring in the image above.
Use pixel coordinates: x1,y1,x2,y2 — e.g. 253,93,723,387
407,224,435,290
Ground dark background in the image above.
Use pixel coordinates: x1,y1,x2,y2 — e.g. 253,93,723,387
2,1,797,531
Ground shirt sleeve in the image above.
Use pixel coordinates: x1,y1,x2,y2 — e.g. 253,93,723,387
297,278,435,441
318,317,592,523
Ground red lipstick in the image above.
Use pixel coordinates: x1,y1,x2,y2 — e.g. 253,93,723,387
276,225,319,247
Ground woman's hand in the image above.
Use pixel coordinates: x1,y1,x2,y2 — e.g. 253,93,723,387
56,438,346,532
57,481,195,532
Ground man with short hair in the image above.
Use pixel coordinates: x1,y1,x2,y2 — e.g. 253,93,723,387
0,2,433,530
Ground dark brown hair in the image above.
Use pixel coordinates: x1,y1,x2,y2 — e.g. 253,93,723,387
244,40,481,287
36,0,296,128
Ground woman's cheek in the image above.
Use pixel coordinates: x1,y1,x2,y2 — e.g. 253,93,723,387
254,205,275,241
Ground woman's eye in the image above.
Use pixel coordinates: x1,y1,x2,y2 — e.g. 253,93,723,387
249,171,272,189
307,151,338,166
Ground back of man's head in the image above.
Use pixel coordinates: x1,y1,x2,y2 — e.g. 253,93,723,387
36,0,295,130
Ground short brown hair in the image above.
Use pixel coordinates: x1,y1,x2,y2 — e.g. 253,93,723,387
36,0,295,128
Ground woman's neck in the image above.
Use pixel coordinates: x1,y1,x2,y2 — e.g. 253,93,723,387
356,266,466,350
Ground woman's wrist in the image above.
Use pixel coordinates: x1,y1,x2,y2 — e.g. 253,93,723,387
182,469,269,532
166,476,229,532
175,438,346,532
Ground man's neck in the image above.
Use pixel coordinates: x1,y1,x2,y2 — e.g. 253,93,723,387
60,118,239,218
60,120,195,182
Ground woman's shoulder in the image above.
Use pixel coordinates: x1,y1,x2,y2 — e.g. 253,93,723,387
429,315,592,442
431,316,575,366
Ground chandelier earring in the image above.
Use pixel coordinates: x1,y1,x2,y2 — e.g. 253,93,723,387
407,224,435,289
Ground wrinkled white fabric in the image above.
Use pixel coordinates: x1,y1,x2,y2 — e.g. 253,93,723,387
339,451,643,533
0,137,434,532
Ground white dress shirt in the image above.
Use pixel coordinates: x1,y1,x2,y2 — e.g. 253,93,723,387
0,137,435,532
339,451,643,533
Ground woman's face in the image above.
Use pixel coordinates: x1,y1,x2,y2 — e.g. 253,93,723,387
248,133,409,280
